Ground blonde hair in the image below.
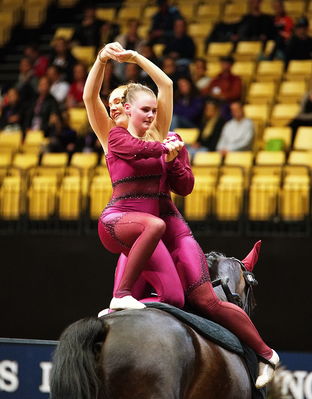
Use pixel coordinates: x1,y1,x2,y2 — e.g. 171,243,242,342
122,83,156,105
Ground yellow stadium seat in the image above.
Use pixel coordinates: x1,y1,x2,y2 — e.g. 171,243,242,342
224,151,254,170
53,27,74,41
270,103,300,126
58,176,81,220
206,42,234,62
0,131,22,154
22,130,46,154
178,4,196,20
197,4,221,21
285,60,312,81
244,104,270,124
256,60,284,82
95,8,116,21
234,41,262,61
293,127,312,150
174,128,199,145
184,175,216,220
288,150,312,167
188,22,213,39
246,82,277,104
142,6,158,19
24,5,47,28
277,81,306,103
206,61,222,78
12,153,39,170
262,126,292,150
0,153,12,168
223,2,248,23
40,153,68,182
215,174,244,220
118,6,142,21
69,152,99,197
71,46,95,66
232,61,256,85
28,176,57,219
89,175,112,219
255,150,286,166
67,108,89,134
193,151,222,167
284,1,305,18
0,176,21,219
280,174,310,220
153,43,165,57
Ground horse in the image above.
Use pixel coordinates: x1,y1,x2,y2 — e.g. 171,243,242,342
50,245,261,399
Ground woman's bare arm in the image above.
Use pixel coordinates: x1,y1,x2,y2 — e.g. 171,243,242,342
83,43,122,152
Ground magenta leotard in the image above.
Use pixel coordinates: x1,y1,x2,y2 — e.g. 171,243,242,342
98,127,185,307
112,132,273,359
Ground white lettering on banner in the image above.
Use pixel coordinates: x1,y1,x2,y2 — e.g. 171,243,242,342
39,362,52,393
278,370,312,399
0,360,19,392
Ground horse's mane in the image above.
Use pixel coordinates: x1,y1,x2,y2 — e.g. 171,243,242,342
205,251,226,281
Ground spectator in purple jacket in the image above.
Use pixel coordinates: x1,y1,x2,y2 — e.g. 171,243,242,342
170,76,205,130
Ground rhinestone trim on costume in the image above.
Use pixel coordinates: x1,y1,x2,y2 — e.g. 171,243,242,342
112,174,162,187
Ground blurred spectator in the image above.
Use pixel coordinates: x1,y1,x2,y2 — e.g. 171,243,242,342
191,58,211,94
170,77,205,130
149,0,182,44
50,37,77,82
15,57,38,103
270,0,294,59
46,65,70,106
163,18,196,65
202,56,242,119
0,88,26,131
237,0,276,42
25,76,60,134
285,17,312,63
114,19,144,80
121,63,144,85
216,101,254,153
205,22,240,50
99,20,120,47
72,6,103,47
289,90,312,143
162,56,187,89
24,44,49,78
187,100,226,160
137,42,160,90
46,111,77,154
115,19,144,51
66,63,87,109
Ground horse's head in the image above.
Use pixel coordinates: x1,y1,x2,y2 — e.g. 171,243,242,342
206,241,261,316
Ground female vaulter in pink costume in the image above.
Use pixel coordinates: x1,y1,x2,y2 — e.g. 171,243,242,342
84,42,278,388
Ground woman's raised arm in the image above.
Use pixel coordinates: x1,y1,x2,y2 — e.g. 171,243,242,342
83,43,122,152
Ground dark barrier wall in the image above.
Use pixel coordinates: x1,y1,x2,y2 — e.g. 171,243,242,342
1,234,311,351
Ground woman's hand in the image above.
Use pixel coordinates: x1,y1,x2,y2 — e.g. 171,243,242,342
98,42,124,63
113,50,138,64
163,138,184,162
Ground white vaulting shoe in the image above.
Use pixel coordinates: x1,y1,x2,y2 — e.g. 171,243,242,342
97,308,110,317
109,295,146,310
255,350,280,389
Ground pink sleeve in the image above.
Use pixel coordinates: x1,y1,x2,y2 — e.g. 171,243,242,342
108,127,168,160
166,133,194,196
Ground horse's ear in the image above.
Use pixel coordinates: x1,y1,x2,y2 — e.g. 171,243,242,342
241,240,262,271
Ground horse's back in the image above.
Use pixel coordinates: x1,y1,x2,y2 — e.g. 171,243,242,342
100,308,196,399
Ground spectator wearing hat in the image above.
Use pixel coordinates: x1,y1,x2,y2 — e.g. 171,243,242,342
202,56,242,119
285,17,312,63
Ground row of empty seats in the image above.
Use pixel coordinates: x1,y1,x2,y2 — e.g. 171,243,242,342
0,149,312,222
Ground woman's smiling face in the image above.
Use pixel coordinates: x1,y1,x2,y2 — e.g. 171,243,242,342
108,87,128,128
125,92,157,136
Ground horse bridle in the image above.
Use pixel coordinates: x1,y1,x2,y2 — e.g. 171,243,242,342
211,258,258,316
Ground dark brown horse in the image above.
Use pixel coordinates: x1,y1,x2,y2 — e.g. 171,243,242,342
50,249,261,399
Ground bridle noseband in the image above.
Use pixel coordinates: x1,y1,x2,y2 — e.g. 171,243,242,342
211,258,258,316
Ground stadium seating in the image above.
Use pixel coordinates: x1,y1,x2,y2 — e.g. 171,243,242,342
0,176,21,219
293,127,312,150
262,127,292,151
58,176,81,220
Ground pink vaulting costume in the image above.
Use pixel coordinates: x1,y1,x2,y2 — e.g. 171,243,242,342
99,127,272,359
